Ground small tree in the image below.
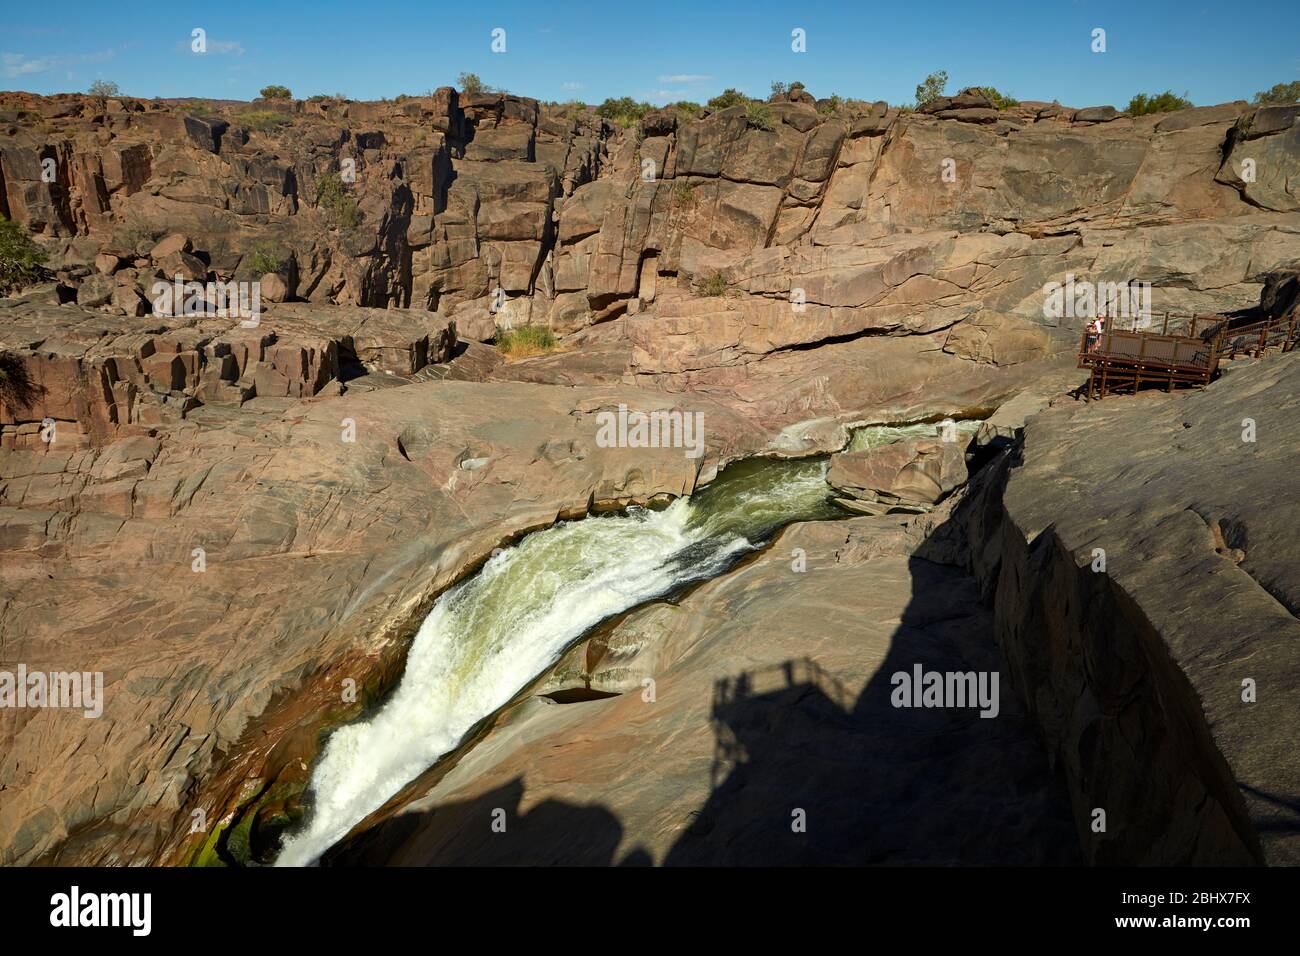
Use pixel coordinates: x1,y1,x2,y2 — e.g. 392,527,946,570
259,84,293,100
458,72,485,96
88,79,119,111
0,216,47,295
1126,90,1193,115
1253,80,1300,105
770,81,788,97
706,88,749,111
915,70,948,108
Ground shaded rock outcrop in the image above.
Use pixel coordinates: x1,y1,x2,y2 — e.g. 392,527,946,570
951,350,1300,864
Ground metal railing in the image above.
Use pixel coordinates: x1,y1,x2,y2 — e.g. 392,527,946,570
1075,305,1297,400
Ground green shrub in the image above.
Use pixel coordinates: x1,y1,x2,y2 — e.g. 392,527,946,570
817,94,844,115
182,99,214,116
259,85,292,100
458,72,485,96
494,323,556,360
246,241,285,276
88,79,119,98
980,86,1019,110
1126,90,1193,115
315,172,360,228
707,88,749,111
595,96,653,127
669,100,702,120
915,70,948,108
1253,81,1300,105
770,81,805,98
744,100,775,130
0,216,47,295
555,100,588,122
697,271,728,297
673,180,696,204
237,110,292,132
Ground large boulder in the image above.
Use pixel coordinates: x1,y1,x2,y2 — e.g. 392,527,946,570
826,438,968,514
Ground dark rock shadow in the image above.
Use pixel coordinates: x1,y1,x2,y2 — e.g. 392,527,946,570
325,777,651,866
663,554,1082,866
0,351,45,411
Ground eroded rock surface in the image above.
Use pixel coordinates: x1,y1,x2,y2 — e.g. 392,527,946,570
328,515,1081,866
2,85,1298,867
955,350,1300,864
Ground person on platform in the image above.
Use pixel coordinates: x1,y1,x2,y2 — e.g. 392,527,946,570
1085,315,1106,352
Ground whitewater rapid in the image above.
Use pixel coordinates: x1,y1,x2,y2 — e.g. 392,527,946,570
275,457,841,866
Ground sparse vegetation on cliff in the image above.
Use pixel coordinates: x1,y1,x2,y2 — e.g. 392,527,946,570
0,216,47,295
494,323,556,360
246,241,286,276
315,172,360,228
744,100,775,130
697,271,728,296
596,96,653,128
237,109,292,132
1254,80,1300,104
1126,90,1193,115
817,94,845,115
981,86,1019,110
706,88,750,111
259,85,293,100
915,70,948,108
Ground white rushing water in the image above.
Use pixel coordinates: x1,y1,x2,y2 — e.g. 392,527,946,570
846,418,981,452
275,457,841,866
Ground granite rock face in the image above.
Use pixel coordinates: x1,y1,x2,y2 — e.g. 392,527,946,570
2,85,1299,867
0,378,769,865
953,351,1300,864
827,438,968,514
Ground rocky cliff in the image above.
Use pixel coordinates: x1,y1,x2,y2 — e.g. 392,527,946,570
1,85,1298,866
951,351,1300,865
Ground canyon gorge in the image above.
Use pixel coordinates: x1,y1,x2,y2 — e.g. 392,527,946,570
1,82,1297,868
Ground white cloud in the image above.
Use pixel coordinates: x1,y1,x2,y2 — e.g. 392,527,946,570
657,73,711,83
2,52,57,77
561,81,583,91
2,49,115,78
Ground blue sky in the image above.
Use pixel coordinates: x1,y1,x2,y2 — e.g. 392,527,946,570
3,0,1298,108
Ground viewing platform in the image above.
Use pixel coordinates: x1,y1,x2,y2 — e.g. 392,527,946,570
1078,309,1297,400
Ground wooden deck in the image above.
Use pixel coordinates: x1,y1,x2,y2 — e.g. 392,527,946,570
1077,308,1297,400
